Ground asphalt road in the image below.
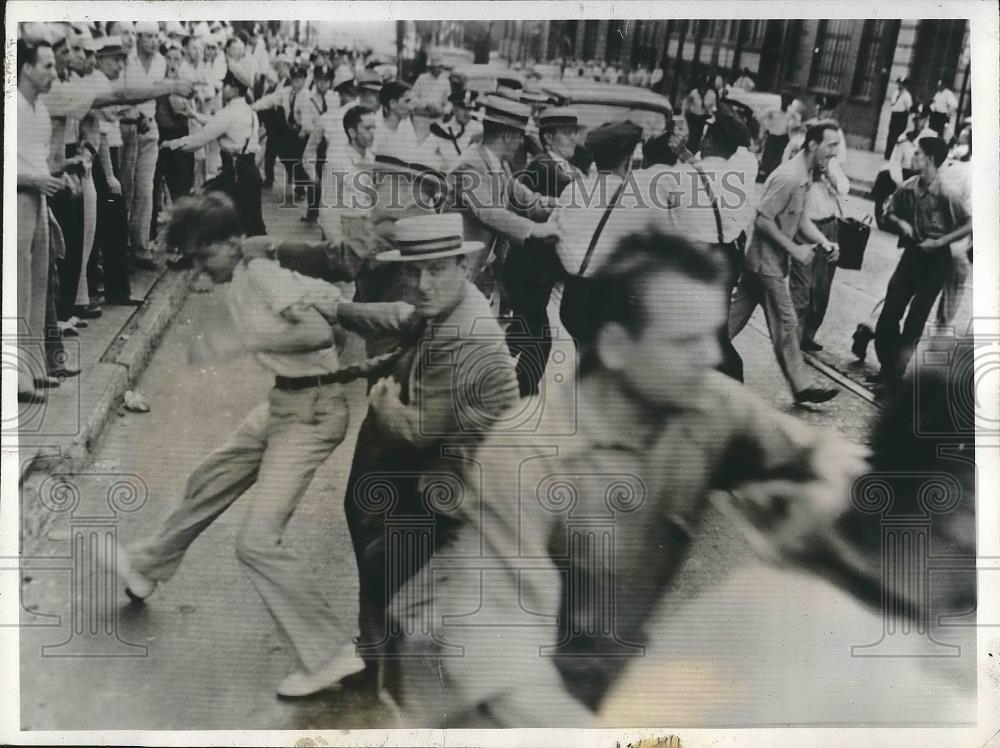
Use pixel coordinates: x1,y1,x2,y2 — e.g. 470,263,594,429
19,176,971,730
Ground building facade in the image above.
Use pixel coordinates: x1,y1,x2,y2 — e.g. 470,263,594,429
496,19,971,151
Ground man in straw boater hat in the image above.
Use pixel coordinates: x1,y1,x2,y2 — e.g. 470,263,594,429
444,94,560,314
518,105,587,198
331,212,521,697
113,192,420,699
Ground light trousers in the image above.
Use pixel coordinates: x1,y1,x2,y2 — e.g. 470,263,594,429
16,191,49,391
728,269,809,394
129,383,353,673
120,126,159,254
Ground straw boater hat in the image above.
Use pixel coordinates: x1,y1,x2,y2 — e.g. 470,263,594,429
480,95,531,130
377,214,484,263
358,69,383,93
537,106,584,131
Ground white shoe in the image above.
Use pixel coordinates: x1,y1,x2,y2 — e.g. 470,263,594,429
276,644,366,698
115,543,156,602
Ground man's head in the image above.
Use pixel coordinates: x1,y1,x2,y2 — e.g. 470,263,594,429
108,22,134,52
913,136,949,174
81,37,97,75
802,120,841,171
134,21,159,57
95,38,127,79
379,80,412,120
586,120,644,173
203,35,220,59
344,104,377,150
17,39,56,94
225,34,246,60
54,29,88,75
700,105,751,160
163,43,183,74
182,36,203,65
167,193,246,283
480,95,531,162
538,107,583,160
448,90,476,125
313,66,332,94
221,70,249,103
428,56,443,77
379,214,481,319
566,226,726,409
288,64,308,91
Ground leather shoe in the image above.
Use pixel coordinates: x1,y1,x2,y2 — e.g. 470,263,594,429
106,297,144,307
115,544,156,602
800,340,824,352
18,390,46,404
794,386,839,404
276,644,366,698
72,304,103,319
851,324,874,361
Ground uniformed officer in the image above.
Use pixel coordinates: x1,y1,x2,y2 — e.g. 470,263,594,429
163,70,266,235
426,89,482,172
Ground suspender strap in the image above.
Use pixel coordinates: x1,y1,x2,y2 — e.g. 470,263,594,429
578,179,627,275
690,163,725,245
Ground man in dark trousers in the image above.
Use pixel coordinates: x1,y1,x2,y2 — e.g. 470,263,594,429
869,136,972,386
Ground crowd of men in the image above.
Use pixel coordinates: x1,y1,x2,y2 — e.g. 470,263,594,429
16,19,976,728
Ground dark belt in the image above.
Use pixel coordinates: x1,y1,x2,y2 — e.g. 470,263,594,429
273,370,355,391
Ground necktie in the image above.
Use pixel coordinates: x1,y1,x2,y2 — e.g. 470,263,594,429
289,92,297,126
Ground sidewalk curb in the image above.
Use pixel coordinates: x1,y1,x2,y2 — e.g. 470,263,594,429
22,267,195,486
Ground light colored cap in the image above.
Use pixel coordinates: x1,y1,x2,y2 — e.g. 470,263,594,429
191,21,212,39
166,21,187,37
134,21,159,35
95,36,126,56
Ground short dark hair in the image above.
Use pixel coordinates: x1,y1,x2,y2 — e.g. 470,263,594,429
918,136,949,167
343,104,375,139
563,227,724,368
379,80,411,109
166,192,244,257
17,39,51,77
804,119,840,149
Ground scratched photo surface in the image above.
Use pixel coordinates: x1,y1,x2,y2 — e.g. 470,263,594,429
5,3,996,744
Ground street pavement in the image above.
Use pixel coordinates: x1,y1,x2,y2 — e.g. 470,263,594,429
18,166,971,729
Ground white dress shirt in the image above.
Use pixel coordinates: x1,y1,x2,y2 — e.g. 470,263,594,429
122,50,167,121
18,90,53,179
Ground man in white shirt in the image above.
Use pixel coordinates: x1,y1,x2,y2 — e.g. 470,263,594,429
929,78,959,138
885,77,913,160
376,80,421,158
120,21,167,265
116,192,418,699
17,38,73,402
427,90,483,172
410,55,451,118
307,104,377,243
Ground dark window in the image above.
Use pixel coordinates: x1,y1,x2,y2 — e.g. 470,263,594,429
851,20,895,99
606,21,625,62
780,19,804,85
808,19,854,92
744,20,766,49
908,19,967,104
582,19,600,59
